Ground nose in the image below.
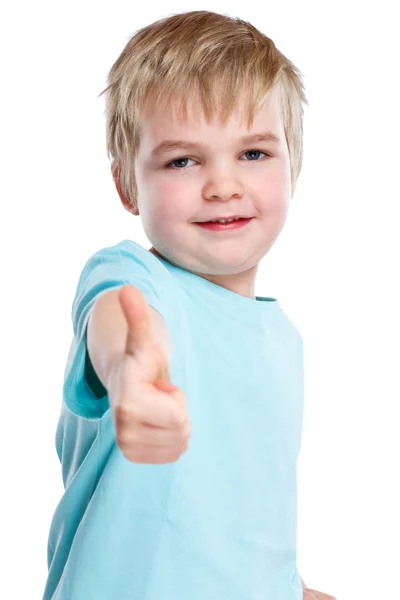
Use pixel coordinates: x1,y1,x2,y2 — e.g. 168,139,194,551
203,174,245,202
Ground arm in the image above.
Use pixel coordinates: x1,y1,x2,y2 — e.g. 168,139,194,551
301,577,337,599
87,287,172,392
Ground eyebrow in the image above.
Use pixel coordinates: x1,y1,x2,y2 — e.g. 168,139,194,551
150,130,281,157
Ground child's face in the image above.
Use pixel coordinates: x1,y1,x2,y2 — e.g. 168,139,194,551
132,89,291,296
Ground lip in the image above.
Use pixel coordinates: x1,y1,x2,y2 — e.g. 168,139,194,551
194,215,252,223
194,217,253,232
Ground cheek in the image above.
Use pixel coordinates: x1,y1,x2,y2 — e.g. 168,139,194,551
257,166,291,204
150,177,192,220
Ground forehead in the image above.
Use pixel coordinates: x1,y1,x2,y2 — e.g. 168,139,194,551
139,87,284,151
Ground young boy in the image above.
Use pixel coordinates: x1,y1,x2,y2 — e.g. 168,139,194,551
43,10,336,600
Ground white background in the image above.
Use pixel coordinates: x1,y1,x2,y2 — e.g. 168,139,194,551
1,1,399,598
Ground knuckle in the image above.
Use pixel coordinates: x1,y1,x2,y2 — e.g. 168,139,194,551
180,428,190,443
117,426,140,450
183,420,191,436
116,402,135,421
128,404,142,422
170,411,185,427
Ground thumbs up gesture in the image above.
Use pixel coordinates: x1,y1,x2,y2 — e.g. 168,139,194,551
107,284,191,464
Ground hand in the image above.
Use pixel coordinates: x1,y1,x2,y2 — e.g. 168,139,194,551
107,284,191,464
303,587,337,599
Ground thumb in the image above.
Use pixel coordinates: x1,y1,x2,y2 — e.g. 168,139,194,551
154,378,177,393
153,371,184,406
118,285,156,357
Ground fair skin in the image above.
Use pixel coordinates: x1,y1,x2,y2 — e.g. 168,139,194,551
115,87,291,300
112,89,336,600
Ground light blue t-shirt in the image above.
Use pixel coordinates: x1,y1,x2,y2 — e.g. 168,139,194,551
43,239,305,600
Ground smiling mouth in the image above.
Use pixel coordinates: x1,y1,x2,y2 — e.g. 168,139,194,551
193,217,253,231
194,215,253,223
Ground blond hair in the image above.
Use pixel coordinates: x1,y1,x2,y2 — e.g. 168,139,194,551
98,10,308,207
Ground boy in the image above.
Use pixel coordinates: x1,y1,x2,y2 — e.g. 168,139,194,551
43,10,336,600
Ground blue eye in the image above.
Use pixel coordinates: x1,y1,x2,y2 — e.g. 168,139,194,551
167,157,196,169
242,150,266,161
165,149,270,170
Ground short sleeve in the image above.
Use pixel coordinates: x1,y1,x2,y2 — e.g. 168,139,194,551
62,240,171,420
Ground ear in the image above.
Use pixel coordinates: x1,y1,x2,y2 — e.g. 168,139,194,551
111,164,139,216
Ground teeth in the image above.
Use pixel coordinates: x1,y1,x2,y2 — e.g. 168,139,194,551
210,217,241,223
